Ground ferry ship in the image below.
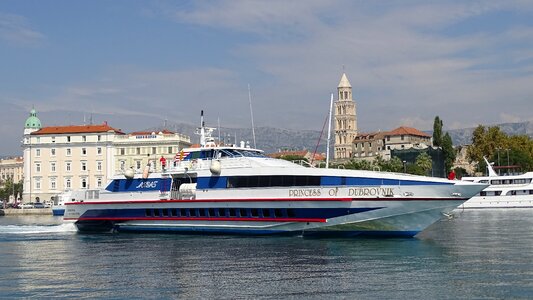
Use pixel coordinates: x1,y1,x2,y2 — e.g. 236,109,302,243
64,113,487,237
460,157,533,208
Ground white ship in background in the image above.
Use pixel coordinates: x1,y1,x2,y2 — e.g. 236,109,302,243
460,157,533,208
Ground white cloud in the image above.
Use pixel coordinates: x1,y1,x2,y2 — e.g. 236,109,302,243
0,12,45,46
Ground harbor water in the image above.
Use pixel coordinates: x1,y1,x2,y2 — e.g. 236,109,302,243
0,210,532,299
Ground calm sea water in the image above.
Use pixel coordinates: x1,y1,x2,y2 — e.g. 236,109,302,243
0,210,532,299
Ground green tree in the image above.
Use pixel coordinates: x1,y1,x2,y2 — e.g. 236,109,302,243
415,152,433,175
378,156,403,172
433,116,443,147
442,132,456,172
467,125,533,172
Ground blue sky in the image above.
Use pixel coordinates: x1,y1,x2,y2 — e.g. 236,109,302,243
1,0,533,155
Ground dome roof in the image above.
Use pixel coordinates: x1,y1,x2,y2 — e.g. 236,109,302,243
24,108,42,129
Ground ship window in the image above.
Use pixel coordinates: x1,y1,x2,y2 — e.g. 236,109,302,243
480,191,486,196
218,208,227,217
190,209,197,217
162,209,168,217
171,209,177,217
229,208,236,217
208,208,216,217
199,209,206,217
262,209,271,218
154,209,160,217
239,208,247,217
495,191,502,196
287,209,296,218
530,190,533,195
274,209,283,218
145,209,151,217
226,175,321,188
251,208,259,217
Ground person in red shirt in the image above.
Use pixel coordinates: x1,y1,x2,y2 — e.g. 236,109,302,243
448,169,456,180
159,156,167,171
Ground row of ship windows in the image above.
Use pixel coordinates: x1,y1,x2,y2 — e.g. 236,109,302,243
145,208,296,219
480,190,533,196
477,179,532,185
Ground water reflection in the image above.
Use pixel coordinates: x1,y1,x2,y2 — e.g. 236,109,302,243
1,210,532,299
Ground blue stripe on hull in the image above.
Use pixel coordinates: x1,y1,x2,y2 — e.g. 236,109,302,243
80,207,382,220
52,208,65,216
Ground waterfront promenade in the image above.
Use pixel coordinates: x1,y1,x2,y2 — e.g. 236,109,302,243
0,208,52,216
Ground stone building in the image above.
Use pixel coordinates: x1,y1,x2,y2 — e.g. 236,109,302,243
20,108,192,203
113,130,191,174
22,112,124,203
352,126,432,160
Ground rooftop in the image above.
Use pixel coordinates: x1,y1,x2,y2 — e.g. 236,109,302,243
31,123,124,135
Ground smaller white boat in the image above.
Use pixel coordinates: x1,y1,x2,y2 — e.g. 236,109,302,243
460,157,533,209
52,192,67,216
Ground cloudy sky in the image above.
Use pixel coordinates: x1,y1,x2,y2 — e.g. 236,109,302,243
1,0,532,155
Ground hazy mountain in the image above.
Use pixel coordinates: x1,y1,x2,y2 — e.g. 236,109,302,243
147,121,533,153
147,121,327,154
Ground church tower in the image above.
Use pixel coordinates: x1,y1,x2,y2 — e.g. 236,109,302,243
24,108,42,135
22,108,42,202
334,73,357,159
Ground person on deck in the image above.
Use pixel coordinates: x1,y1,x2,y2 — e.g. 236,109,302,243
160,156,167,171
448,169,456,180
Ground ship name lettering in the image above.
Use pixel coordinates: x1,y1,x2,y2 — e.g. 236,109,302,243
348,187,394,197
288,189,321,197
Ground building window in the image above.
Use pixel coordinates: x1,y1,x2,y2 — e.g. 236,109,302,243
50,178,56,190
82,136,87,142
51,136,55,143
66,148,71,156
97,161,102,172
66,178,71,189
168,147,172,154
119,160,125,170
152,147,157,154
66,162,71,172
119,148,125,155
401,135,405,141
35,178,41,190
35,163,41,173
51,148,56,156
81,161,87,171
135,160,141,170
81,148,87,155
136,147,141,155
97,177,102,188
98,135,101,141
67,136,71,142
50,162,56,172
97,147,102,155
81,178,87,189
36,137,40,143
35,149,40,157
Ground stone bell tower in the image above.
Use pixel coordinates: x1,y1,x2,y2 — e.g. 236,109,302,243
334,73,357,160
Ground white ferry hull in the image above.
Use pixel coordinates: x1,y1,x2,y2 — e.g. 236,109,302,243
65,194,472,237
458,195,533,209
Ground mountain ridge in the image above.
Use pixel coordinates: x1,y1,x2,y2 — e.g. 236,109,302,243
147,121,533,153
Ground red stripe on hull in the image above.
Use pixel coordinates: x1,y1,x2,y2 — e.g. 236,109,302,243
65,197,466,206
66,217,326,223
